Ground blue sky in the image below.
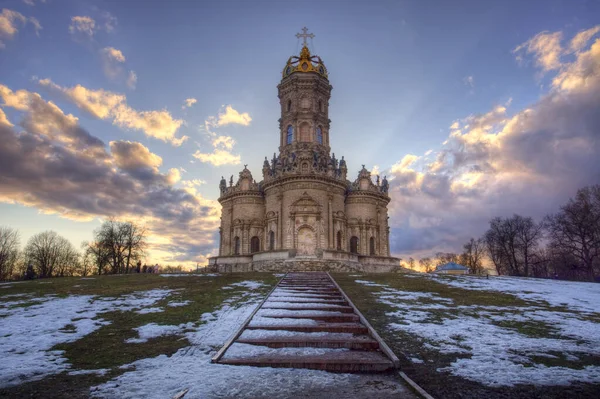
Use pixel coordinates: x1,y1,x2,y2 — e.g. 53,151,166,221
1,0,599,265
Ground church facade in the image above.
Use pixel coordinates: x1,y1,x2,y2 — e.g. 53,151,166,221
208,36,400,272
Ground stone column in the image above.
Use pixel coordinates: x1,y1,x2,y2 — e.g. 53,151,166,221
327,195,333,249
277,194,283,249
218,226,223,256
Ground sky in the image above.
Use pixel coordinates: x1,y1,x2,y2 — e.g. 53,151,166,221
1,0,599,267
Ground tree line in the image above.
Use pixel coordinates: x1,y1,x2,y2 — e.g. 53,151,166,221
0,219,152,281
407,185,600,281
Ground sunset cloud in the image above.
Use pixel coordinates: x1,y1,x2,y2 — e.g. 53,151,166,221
388,27,600,259
38,78,187,146
68,12,116,40
182,98,197,109
215,105,251,126
0,84,219,265
513,31,563,71
192,148,241,166
0,8,42,49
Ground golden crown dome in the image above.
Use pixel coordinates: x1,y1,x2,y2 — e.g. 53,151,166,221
282,45,328,79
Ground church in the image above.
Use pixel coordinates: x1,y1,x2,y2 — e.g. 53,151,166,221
208,29,400,273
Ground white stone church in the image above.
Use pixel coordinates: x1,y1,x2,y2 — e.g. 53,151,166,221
209,30,400,272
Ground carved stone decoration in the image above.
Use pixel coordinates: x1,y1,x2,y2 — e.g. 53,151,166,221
297,226,316,256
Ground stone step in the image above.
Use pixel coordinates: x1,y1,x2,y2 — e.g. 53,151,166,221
246,323,369,334
219,351,394,373
266,299,348,305
236,336,380,350
277,287,339,291
260,313,359,323
273,293,343,299
261,305,355,313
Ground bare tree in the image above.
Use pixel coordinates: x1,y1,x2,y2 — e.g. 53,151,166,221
483,215,543,277
24,231,78,278
545,185,600,281
0,227,20,281
419,257,434,273
88,219,147,274
407,257,416,270
462,237,485,275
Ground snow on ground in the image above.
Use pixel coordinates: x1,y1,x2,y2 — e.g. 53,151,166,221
0,289,173,388
356,276,600,387
125,322,195,344
167,300,190,307
91,294,411,399
430,274,600,313
225,281,267,290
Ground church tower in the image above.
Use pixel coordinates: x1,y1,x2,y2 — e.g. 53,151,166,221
210,28,398,272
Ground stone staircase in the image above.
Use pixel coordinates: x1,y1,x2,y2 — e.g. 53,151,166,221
214,272,399,372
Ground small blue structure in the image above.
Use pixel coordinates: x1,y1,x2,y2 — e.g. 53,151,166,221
435,262,469,275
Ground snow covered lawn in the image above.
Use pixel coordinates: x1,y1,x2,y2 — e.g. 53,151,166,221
334,273,600,399
0,273,278,398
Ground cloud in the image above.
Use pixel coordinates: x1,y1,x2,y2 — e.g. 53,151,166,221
127,70,137,89
387,27,600,259
69,16,95,38
463,75,474,88
0,107,13,126
0,84,220,266
102,46,125,62
68,12,117,40
0,8,42,49
100,46,126,79
514,31,563,72
214,105,252,126
182,98,197,109
192,148,241,166
37,78,187,146
569,25,600,53
22,0,46,6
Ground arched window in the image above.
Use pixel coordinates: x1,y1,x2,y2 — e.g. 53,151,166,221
269,231,275,250
234,236,240,255
370,237,375,255
250,236,260,253
316,127,323,144
350,236,359,254
286,125,293,144
318,100,323,112
336,231,342,250
287,100,292,112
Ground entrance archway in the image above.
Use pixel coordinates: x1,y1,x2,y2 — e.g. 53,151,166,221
297,227,316,256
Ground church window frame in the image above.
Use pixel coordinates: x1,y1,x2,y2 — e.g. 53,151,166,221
369,236,375,255
287,99,292,112
286,125,294,144
350,236,359,254
316,126,323,144
234,236,240,255
250,236,260,253
336,231,342,250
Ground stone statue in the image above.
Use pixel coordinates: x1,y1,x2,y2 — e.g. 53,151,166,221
219,176,227,193
229,175,234,187
376,175,380,186
381,175,389,193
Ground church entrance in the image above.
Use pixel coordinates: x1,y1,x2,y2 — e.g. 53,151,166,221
297,227,316,256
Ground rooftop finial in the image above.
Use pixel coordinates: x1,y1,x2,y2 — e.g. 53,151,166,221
295,27,315,47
